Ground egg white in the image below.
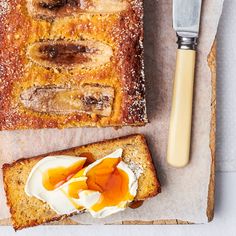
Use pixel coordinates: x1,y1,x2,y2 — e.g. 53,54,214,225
25,149,138,218
25,155,87,214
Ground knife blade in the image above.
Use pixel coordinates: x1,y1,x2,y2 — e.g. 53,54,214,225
173,0,202,38
167,0,202,167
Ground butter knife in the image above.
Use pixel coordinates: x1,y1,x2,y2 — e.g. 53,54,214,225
167,0,202,167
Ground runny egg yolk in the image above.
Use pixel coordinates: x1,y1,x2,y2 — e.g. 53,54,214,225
67,157,133,212
42,154,134,212
42,159,86,191
68,180,88,199
87,158,133,212
80,152,96,166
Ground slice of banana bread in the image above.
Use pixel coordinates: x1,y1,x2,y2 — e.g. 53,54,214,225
2,134,161,230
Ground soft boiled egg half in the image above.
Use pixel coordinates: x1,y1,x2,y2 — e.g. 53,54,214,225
25,149,138,218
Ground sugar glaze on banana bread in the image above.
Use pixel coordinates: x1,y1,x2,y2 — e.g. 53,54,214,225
0,0,147,130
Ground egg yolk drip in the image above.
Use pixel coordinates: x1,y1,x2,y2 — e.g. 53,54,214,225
42,159,86,190
87,158,133,211
68,157,133,211
42,154,134,212
80,152,96,166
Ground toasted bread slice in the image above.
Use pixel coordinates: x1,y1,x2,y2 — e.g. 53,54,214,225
2,134,161,230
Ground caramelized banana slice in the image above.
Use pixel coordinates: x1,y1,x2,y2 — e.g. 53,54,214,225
27,40,113,70
20,84,114,116
27,0,128,20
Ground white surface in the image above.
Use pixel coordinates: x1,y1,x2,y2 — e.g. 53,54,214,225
1,0,236,235
216,0,236,172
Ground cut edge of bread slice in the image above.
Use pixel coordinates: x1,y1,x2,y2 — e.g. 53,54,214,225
2,134,161,230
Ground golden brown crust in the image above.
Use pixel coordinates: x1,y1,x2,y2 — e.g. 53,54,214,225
206,40,216,222
0,0,147,130
2,134,161,230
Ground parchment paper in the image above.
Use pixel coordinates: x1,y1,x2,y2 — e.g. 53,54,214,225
0,0,224,223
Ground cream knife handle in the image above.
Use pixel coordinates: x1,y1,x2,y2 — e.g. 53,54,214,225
167,49,196,167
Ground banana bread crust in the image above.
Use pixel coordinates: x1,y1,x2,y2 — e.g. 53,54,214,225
0,0,147,130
